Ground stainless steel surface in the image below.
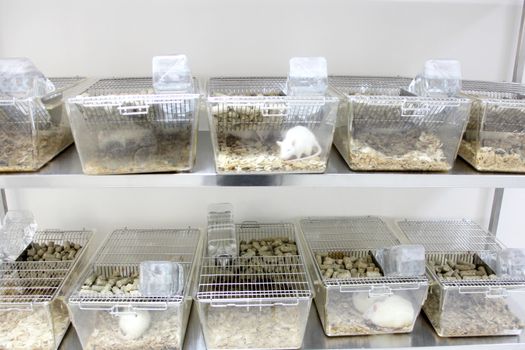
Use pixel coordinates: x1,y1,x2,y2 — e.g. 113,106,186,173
0,188,7,221
58,303,525,350
0,132,525,188
489,188,505,235
513,1,525,83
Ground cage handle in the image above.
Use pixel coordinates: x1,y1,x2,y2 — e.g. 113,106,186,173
260,102,287,118
210,300,299,308
400,101,430,117
458,286,509,298
240,221,260,228
0,99,15,106
0,303,33,311
118,105,150,116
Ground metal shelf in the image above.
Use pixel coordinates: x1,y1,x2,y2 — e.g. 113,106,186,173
59,302,525,350
0,131,524,188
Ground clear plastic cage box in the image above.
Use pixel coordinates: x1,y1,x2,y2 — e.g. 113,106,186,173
0,77,86,172
195,222,313,349
329,76,471,171
396,219,525,337
459,80,525,172
0,229,93,350
206,77,339,174
68,228,202,350
67,78,200,174
299,216,428,336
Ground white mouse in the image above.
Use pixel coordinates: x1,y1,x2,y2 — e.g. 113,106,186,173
364,295,415,329
352,292,378,314
276,126,322,161
118,310,151,340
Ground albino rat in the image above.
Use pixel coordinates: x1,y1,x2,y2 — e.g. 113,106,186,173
352,292,379,314
364,295,415,329
276,126,322,161
119,310,151,340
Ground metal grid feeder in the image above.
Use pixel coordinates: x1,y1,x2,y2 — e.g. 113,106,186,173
207,77,335,131
396,219,525,337
196,222,312,302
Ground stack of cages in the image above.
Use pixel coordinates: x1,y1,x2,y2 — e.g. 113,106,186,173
329,76,471,171
298,216,428,336
459,80,525,172
0,228,93,349
206,77,339,174
68,227,202,350
66,78,200,174
195,221,314,349
396,219,525,336
0,77,86,171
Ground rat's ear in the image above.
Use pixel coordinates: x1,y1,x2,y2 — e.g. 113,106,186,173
276,141,282,146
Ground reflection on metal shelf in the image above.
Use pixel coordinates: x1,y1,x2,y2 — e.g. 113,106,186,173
1,132,525,189
60,302,524,350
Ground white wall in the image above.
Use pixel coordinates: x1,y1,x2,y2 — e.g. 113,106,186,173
0,0,524,247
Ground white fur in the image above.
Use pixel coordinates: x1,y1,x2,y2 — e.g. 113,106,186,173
119,310,151,340
364,295,415,329
352,292,379,314
276,126,321,161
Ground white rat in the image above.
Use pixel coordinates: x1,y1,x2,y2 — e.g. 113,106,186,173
352,292,379,314
276,126,322,161
364,295,415,329
118,310,151,340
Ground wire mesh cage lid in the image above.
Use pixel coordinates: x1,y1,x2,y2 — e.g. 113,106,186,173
300,216,428,288
396,219,501,253
0,229,93,305
299,216,400,251
462,79,525,100
196,222,313,303
207,77,338,101
69,228,201,305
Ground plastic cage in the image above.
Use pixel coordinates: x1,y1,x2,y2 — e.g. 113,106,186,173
67,78,200,174
459,80,525,172
396,219,525,337
0,77,85,172
195,222,313,349
206,77,339,174
330,76,471,171
0,229,93,350
68,228,202,350
299,216,428,336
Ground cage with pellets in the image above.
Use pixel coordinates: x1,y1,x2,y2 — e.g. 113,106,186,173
458,80,525,172
66,77,200,174
298,216,428,336
396,219,525,337
195,221,314,349
67,228,202,350
0,229,93,350
0,76,86,171
329,76,471,171
206,77,339,174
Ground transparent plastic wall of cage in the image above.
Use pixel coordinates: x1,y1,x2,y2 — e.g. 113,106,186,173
195,222,313,349
67,228,201,350
66,78,200,175
206,77,339,174
0,77,86,171
299,216,429,337
459,80,525,173
0,229,93,350
397,219,525,337
330,76,471,171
